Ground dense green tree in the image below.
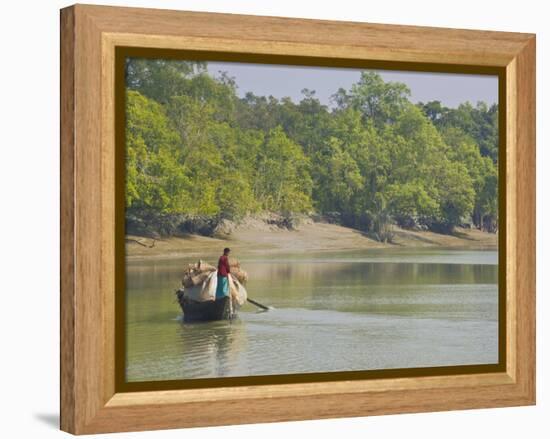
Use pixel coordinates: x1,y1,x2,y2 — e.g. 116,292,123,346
419,100,499,162
441,127,498,230
385,182,439,227
433,161,476,232
334,71,411,126
126,58,205,104
311,136,364,214
253,127,312,214
126,90,192,213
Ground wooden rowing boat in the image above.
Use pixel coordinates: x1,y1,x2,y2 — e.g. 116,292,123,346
177,289,236,322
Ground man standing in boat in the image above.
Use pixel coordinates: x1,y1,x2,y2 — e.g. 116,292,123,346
216,248,231,300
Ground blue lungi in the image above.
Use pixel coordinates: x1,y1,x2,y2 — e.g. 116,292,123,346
216,275,229,299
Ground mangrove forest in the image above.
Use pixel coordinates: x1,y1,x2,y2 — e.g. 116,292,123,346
125,59,499,240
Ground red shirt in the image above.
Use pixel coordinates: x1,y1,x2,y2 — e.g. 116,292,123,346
218,255,231,277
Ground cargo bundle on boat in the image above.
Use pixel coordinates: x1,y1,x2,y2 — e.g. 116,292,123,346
176,259,248,322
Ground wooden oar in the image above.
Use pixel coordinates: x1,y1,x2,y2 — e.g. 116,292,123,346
247,298,271,311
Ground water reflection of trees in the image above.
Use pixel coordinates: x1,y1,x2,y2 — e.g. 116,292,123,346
244,261,498,311
247,261,497,286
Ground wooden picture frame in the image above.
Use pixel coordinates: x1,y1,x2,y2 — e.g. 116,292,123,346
60,4,536,434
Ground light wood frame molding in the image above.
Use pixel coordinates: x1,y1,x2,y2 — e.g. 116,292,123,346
60,4,536,434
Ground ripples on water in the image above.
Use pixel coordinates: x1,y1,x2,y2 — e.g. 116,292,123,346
125,249,499,382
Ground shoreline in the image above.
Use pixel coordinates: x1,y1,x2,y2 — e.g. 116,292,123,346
126,221,497,260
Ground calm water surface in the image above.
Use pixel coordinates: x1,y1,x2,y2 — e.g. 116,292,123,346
126,248,498,382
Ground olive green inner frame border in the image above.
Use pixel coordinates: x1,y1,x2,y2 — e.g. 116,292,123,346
114,46,507,393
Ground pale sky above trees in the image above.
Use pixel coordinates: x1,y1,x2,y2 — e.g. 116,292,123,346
207,62,498,109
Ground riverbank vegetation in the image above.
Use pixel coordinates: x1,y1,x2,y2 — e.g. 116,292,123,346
125,59,498,241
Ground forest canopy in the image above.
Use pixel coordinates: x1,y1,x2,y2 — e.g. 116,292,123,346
125,58,499,239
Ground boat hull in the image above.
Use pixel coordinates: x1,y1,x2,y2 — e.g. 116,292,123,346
178,293,236,322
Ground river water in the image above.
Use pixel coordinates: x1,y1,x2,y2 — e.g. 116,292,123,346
125,248,498,382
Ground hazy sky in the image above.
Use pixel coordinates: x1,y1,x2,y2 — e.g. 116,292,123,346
207,62,498,109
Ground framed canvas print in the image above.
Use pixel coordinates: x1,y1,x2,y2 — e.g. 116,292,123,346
60,4,536,434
